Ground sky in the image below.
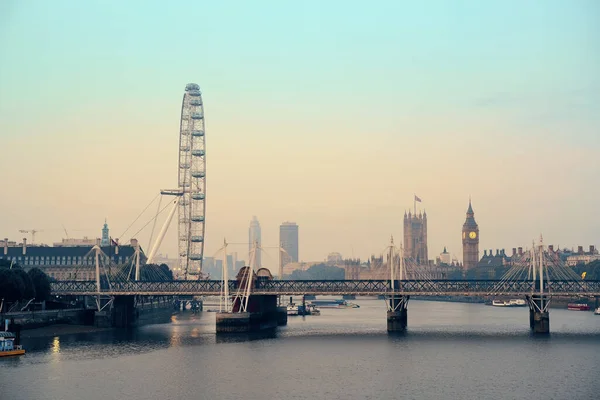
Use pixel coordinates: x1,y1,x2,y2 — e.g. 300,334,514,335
1,1,599,270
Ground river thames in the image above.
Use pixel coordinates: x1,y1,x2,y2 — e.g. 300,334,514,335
2,299,599,399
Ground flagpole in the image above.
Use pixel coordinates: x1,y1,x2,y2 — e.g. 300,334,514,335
414,194,416,216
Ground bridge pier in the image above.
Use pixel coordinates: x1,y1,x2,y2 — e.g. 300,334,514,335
217,294,282,333
527,295,550,334
387,295,409,333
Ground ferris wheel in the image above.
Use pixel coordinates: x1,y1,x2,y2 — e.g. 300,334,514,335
177,83,206,279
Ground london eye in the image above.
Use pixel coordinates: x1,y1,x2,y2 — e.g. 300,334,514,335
176,83,206,279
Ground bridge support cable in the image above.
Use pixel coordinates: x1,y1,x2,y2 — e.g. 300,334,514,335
147,195,163,251
146,197,181,264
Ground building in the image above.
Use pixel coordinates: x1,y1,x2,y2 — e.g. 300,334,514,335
462,200,479,271
439,247,451,265
101,220,110,247
475,249,511,278
565,245,600,266
326,252,343,265
403,210,428,263
280,222,299,264
1,237,142,281
248,216,262,267
53,237,97,247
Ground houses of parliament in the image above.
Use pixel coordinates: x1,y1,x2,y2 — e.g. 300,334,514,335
403,199,479,270
346,199,480,279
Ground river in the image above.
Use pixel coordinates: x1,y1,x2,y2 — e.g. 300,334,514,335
1,299,599,399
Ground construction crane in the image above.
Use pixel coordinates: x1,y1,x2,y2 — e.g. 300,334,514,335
19,229,43,244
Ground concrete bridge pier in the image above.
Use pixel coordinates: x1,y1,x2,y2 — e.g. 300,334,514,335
387,295,409,333
527,295,550,334
217,294,284,333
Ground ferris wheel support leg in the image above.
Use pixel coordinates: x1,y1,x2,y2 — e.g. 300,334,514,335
147,198,180,264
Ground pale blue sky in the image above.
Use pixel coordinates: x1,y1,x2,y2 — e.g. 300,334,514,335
0,1,598,266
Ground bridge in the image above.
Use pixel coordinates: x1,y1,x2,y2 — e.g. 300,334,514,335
51,279,600,297
51,238,598,334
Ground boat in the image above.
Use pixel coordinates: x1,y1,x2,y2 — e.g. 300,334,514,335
307,304,321,315
508,299,527,307
0,332,25,357
594,308,600,315
286,303,299,316
309,299,359,309
492,299,526,307
567,303,590,311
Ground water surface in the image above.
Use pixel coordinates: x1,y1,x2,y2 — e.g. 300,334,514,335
2,299,599,400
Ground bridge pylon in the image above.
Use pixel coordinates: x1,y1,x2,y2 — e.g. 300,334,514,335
527,236,551,334
385,236,409,332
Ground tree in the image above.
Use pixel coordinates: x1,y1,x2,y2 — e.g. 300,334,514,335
0,268,26,302
13,268,36,299
28,268,51,301
288,263,345,280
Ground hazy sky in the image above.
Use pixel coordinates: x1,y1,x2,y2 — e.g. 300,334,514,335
1,1,599,270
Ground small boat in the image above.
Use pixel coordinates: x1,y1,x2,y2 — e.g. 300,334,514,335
307,304,321,315
286,303,299,316
492,300,507,307
0,332,25,357
567,303,590,311
508,299,527,307
594,308,600,315
310,299,359,309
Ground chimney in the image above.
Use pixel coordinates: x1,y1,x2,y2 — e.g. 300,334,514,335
548,245,554,252
22,238,27,255
131,238,138,248
518,247,523,256
495,249,499,256
589,245,595,254
483,250,487,257
3,238,7,255
578,246,584,254
96,238,101,247
512,248,517,257
115,238,119,255
501,249,505,256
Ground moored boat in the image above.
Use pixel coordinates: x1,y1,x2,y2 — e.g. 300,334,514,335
567,303,590,311
0,332,25,357
492,300,507,307
508,299,527,307
594,308,600,315
309,299,360,309
286,303,299,315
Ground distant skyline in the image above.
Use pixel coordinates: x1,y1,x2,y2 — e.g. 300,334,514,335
1,1,599,271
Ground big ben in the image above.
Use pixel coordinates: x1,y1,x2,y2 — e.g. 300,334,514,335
462,199,479,271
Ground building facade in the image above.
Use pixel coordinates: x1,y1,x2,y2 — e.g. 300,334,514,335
462,200,479,271
280,222,299,264
403,211,428,263
248,216,262,267
1,238,142,281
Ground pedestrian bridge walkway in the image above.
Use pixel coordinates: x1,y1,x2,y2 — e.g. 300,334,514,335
51,279,600,297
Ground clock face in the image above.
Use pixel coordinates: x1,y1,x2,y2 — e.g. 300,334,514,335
469,231,477,239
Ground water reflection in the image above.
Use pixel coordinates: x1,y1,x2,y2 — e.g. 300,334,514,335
215,329,278,344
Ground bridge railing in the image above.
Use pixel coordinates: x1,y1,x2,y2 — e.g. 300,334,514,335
50,279,600,296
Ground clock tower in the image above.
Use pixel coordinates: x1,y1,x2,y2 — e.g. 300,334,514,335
462,199,479,271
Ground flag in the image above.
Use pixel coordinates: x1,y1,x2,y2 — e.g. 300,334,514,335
414,195,422,202
582,272,587,280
